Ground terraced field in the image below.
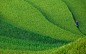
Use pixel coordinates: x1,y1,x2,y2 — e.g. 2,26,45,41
0,0,86,54
0,36,86,54
25,0,81,34
62,0,86,34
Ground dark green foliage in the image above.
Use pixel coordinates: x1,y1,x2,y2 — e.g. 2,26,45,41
0,36,85,54
0,36,64,51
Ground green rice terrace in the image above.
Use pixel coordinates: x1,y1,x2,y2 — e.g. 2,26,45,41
0,0,86,54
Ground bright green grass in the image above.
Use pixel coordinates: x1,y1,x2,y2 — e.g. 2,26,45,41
0,36,86,54
0,0,86,53
55,36,86,54
62,0,86,35
0,18,71,44
25,0,81,35
0,36,64,51
0,17,71,51
0,0,84,41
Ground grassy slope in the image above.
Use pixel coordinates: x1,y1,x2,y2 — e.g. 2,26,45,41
0,18,70,51
0,0,84,41
0,36,64,51
0,36,86,54
55,36,86,54
62,0,86,35
25,0,81,35
0,0,86,54
0,18,70,44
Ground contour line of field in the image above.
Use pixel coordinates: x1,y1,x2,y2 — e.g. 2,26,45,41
0,36,85,54
23,0,84,36
0,34,70,51
0,18,72,44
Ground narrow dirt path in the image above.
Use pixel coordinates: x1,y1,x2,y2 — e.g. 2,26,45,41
62,0,86,35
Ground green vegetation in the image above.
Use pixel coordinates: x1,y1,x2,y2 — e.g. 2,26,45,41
0,0,86,54
55,36,86,54
0,18,71,51
0,19,70,51
0,36,64,51
0,18,70,44
0,0,84,41
62,0,86,34
0,36,86,54
25,0,81,34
